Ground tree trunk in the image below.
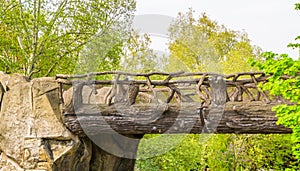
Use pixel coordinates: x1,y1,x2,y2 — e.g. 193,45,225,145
63,101,292,136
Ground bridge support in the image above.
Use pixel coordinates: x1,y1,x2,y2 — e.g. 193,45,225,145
88,134,143,171
64,101,292,136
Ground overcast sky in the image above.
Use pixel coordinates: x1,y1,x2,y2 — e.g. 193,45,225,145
134,0,300,58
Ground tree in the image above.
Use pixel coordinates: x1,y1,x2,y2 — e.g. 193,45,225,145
166,9,260,73
249,3,300,161
74,24,129,79
120,31,160,73
167,10,219,72
0,0,136,78
222,40,262,74
250,53,300,160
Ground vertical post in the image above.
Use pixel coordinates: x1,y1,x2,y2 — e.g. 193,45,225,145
209,75,228,105
72,82,84,112
203,75,227,133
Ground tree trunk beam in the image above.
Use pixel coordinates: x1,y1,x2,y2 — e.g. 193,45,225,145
63,101,292,136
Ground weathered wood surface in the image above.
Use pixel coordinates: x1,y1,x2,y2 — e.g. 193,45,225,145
63,101,292,136
57,71,273,106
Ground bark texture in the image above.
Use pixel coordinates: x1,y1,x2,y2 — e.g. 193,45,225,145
64,101,292,136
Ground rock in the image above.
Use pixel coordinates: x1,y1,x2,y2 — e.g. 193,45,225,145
31,77,72,139
0,73,139,171
62,85,113,114
63,85,112,105
0,74,92,170
0,71,10,92
0,74,32,168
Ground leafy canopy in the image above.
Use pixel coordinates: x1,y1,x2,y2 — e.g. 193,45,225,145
250,3,300,161
250,52,300,161
0,0,136,78
166,9,261,73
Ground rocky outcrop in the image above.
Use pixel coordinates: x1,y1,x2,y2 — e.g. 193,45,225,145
0,73,92,170
0,72,141,171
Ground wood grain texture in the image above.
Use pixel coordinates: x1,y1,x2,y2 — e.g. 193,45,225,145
63,101,292,136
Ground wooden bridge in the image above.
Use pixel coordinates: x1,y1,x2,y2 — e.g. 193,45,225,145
55,71,292,136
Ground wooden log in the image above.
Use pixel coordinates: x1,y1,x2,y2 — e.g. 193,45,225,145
63,101,292,136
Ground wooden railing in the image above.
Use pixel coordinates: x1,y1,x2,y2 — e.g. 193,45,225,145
55,71,274,106
55,71,292,135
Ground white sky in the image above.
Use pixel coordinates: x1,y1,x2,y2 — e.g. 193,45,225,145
134,0,300,58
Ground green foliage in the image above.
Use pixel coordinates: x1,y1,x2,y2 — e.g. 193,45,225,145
295,3,300,10
287,35,300,51
167,10,220,72
202,134,299,170
250,52,300,161
0,0,136,78
222,42,262,74
136,134,204,171
121,32,159,73
74,25,128,80
136,134,299,170
166,9,260,73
